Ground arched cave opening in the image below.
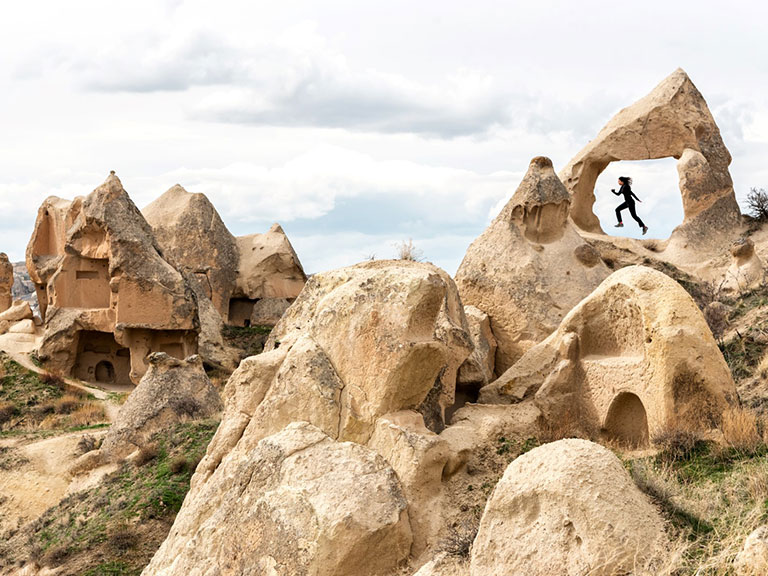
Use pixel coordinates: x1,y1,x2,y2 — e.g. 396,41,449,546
603,391,650,448
593,158,683,242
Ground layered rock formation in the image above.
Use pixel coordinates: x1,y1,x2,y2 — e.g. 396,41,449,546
560,68,740,250
26,172,199,384
0,254,13,314
480,265,737,444
143,260,472,575
456,156,609,373
230,223,307,326
470,439,668,575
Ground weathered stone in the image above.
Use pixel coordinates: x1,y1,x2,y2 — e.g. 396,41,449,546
479,265,738,444
0,253,13,313
228,223,306,326
26,173,199,384
142,422,412,576
99,353,221,461
560,68,740,251
724,237,764,293
0,301,33,323
735,525,768,575
457,305,496,388
250,297,291,326
8,319,35,335
470,439,668,576
456,156,609,373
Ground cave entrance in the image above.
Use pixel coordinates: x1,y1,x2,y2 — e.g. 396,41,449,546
592,158,683,241
73,331,132,386
228,298,259,327
603,392,649,447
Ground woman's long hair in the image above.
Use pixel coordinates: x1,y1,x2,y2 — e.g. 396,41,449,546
618,176,633,186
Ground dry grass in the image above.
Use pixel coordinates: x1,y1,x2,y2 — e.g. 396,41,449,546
721,406,762,453
38,401,106,430
134,443,159,467
394,238,424,262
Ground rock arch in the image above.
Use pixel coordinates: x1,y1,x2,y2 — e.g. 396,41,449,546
559,69,741,249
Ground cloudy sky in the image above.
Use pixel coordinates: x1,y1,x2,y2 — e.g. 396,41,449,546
1,1,766,274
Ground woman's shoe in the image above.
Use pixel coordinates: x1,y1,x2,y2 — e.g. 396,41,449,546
614,222,624,228
642,226,648,235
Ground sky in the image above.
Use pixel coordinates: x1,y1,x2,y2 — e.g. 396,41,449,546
1,1,767,274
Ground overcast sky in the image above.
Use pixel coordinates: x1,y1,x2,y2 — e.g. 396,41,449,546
1,1,766,274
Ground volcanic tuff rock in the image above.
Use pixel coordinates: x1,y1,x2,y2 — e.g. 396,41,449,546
724,237,764,293
560,68,740,251
480,265,737,444
229,223,307,326
736,526,768,575
0,253,12,313
26,173,199,384
99,353,221,461
456,305,497,389
455,156,609,374
142,184,238,321
142,422,412,576
470,439,668,576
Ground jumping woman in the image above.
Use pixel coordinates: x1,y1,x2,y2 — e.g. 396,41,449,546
612,176,648,235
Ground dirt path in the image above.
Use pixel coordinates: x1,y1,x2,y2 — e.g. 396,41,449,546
0,429,109,535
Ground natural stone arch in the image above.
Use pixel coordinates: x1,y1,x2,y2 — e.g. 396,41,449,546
559,69,740,249
603,392,649,447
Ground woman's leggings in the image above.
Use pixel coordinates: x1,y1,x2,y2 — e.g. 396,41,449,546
616,201,645,227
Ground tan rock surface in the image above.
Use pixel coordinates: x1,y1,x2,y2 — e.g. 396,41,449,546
724,237,764,293
469,438,668,576
560,69,740,250
142,422,411,576
0,253,13,313
142,184,238,321
98,353,221,461
456,305,496,388
480,265,737,444
455,156,609,373
0,301,33,324
735,525,768,575
229,223,306,326
26,173,199,384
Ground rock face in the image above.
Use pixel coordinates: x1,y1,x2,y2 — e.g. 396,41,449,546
100,353,221,460
142,185,241,369
724,237,764,293
560,68,740,249
142,185,238,321
26,173,199,384
229,223,307,327
143,422,412,576
11,261,39,317
143,261,471,574
457,305,496,389
470,439,668,576
736,526,768,575
0,254,13,313
480,265,737,444
455,156,609,374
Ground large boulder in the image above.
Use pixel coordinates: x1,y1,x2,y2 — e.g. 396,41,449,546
724,237,764,293
229,223,307,326
0,253,13,313
26,173,199,384
0,301,33,324
142,422,412,576
456,305,496,389
480,265,737,444
142,184,238,321
736,526,768,575
99,353,221,461
560,68,740,252
456,156,609,373
470,439,668,576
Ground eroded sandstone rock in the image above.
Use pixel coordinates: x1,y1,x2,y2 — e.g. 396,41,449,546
480,265,737,444
26,173,199,384
229,223,306,327
100,353,221,461
560,68,740,251
142,422,412,576
455,156,609,373
724,237,764,293
470,439,668,576
0,253,13,313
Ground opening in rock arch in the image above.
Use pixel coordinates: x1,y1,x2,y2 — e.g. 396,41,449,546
593,158,683,241
95,360,115,383
603,392,649,447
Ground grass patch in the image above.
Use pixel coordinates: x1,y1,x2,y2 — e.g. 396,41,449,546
1,419,218,574
222,324,272,360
